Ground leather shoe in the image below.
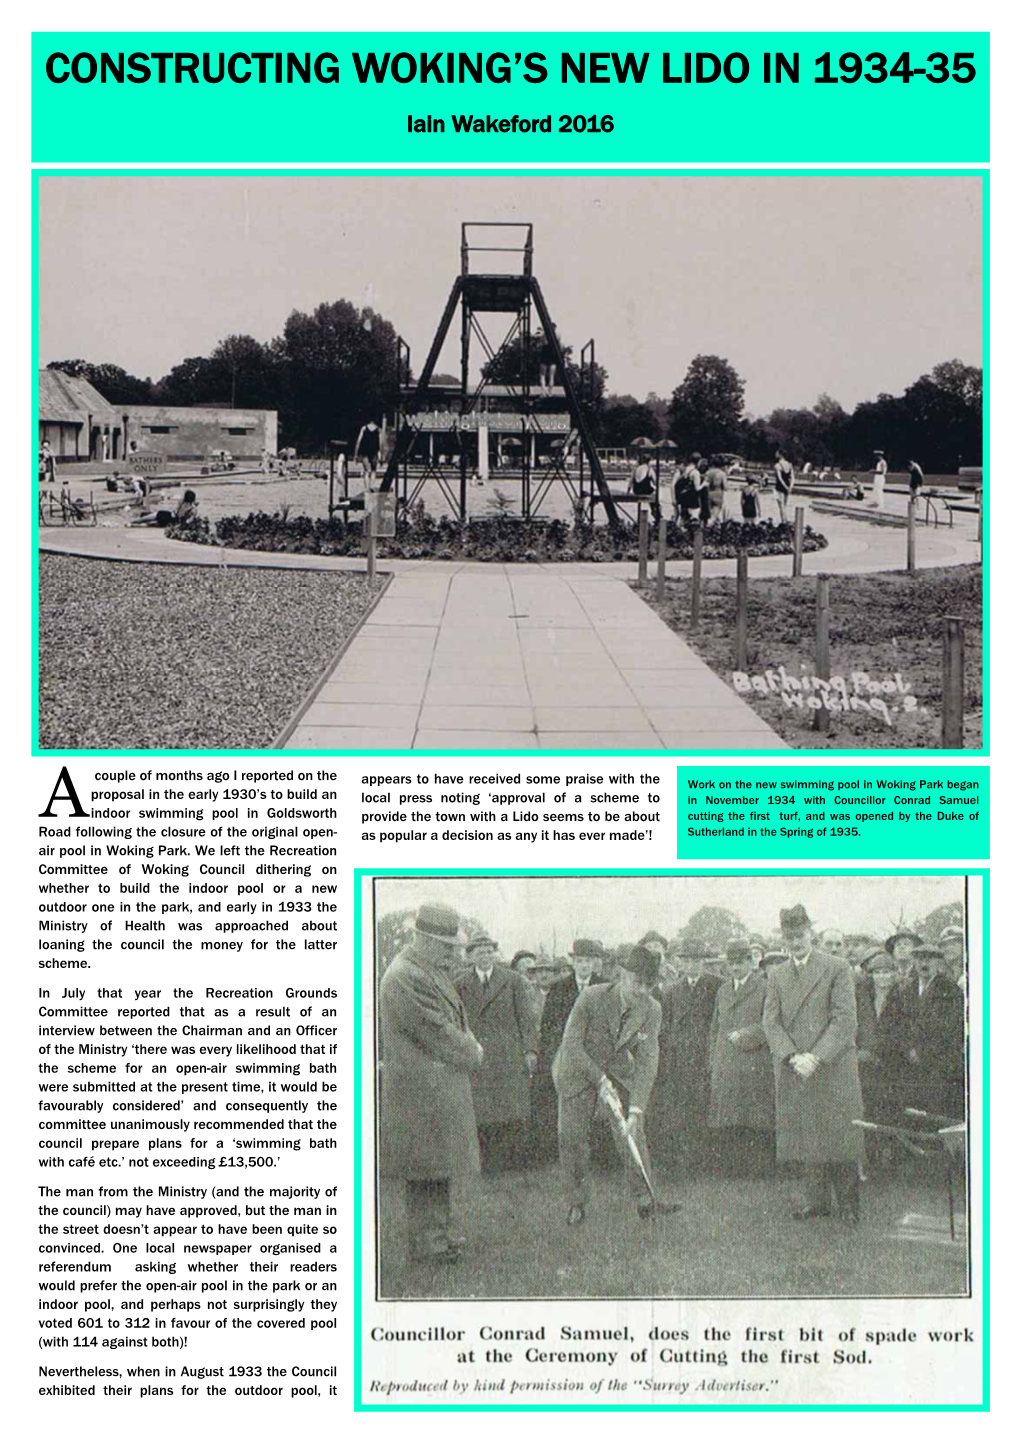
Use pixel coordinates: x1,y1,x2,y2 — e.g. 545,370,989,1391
566,1204,585,1227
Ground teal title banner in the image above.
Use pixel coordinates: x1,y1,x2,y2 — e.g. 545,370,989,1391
31,32,989,162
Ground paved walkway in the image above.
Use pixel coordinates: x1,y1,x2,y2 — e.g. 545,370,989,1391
280,571,787,751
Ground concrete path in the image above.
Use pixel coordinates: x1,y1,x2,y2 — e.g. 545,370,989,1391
280,571,787,751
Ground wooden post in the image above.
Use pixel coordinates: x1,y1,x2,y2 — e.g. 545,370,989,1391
907,495,916,573
366,498,377,581
691,524,703,627
655,513,668,602
814,575,830,733
977,488,983,554
637,502,649,586
793,506,805,577
942,616,965,748
735,549,748,671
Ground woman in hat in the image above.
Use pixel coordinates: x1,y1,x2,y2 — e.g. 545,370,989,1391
856,947,908,1144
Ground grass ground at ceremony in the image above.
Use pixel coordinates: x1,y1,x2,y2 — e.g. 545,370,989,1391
379,1159,968,1301
638,564,983,750
37,554,384,750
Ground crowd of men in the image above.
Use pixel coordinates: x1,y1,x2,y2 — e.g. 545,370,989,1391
378,901,967,1265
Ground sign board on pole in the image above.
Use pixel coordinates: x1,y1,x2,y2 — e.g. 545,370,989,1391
366,488,396,538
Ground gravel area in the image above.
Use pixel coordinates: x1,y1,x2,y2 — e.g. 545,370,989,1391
636,564,983,750
38,555,385,750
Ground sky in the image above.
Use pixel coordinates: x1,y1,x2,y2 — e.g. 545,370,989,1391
373,875,965,957
38,174,982,416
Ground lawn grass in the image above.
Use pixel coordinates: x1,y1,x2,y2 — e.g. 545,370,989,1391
38,554,384,749
634,565,983,749
379,1158,967,1301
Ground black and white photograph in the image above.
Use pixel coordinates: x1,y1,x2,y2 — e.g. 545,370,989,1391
37,173,983,753
368,874,973,1301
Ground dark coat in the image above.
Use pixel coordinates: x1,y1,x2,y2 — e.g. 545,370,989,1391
708,972,774,1132
856,973,905,1124
379,950,482,1181
649,975,721,1146
554,980,661,1111
455,965,539,1126
763,950,864,1163
537,975,581,1074
889,972,966,1118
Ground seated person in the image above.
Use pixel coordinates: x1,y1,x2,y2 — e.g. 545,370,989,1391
132,489,199,528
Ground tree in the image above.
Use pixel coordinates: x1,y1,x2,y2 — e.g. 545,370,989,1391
376,909,414,977
479,328,607,417
667,355,746,454
598,396,661,448
47,359,154,405
155,335,282,412
276,300,401,453
680,905,746,957
930,359,982,411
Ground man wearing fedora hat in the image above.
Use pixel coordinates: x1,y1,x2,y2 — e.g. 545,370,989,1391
531,939,605,1164
708,938,774,1178
939,925,967,989
763,905,865,1222
648,938,721,1171
554,944,679,1224
379,903,482,1265
888,943,966,1120
456,934,539,1173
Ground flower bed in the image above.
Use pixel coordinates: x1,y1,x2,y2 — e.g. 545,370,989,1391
167,506,828,563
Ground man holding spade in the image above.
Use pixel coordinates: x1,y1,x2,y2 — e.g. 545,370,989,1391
554,944,679,1225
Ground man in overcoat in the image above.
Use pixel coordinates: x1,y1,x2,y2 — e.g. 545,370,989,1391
648,938,721,1170
530,938,603,1163
708,938,774,1177
456,934,539,1171
762,905,865,1222
554,945,678,1224
379,902,483,1264
892,945,966,1121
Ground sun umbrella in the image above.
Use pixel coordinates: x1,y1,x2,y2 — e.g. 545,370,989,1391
630,435,657,449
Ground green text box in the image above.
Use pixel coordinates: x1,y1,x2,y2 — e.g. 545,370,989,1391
31,32,989,162
677,767,988,858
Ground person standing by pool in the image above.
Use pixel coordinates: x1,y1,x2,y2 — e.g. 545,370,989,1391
631,449,660,524
672,452,701,523
355,419,383,482
907,458,925,501
704,458,728,523
872,450,888,512
774,450,794,522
